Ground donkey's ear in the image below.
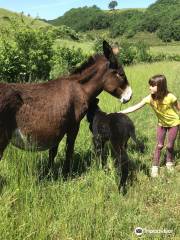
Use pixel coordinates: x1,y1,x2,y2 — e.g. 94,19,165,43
103,40,118,68
103,40,113,59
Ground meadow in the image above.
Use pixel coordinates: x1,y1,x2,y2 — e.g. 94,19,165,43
0,61,179,240
55,36,180,58
150,46,180,55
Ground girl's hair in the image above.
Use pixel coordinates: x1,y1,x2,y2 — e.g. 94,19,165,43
149,74,169,101
112,42,119,48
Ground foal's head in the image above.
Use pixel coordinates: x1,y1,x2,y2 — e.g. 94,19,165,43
102,41,132,103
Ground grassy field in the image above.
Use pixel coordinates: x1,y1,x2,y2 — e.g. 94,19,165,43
0,61,180,240
150,45,180,55
55,37,180,59
55,39,94,54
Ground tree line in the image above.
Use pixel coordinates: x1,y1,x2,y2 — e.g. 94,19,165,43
48,0,180,42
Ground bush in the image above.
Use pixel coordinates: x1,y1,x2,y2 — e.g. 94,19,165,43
50,46,87,79
151,53,167,62
110,22,126,38
52,25,80,40
135,41,152,62
93,37,105,54
125,29,136,39
0,20,54,82
118,42,136,65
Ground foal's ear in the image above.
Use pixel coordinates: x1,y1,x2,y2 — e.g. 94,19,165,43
103,40,118,69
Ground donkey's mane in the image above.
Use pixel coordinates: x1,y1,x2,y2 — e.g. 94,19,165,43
70,54,102,75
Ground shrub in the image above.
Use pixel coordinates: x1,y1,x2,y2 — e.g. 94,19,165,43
110,22,126,38
52,25,80,40
151,53,167,62
0,20,54,82
50,46,87,79
118,42,136,65
93,37,105,54
135,41,152,62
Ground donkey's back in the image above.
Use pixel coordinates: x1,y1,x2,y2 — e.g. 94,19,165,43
0,79,87,153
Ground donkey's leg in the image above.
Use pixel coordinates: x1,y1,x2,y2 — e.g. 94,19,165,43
0,129,11,160
48,144,59,169
63,124,80,176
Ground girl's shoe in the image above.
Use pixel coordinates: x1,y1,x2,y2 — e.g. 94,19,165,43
151,166,159,178
166,162,174,172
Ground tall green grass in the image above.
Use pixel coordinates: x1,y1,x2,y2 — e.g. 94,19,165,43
150,46,180,55
0,62,180,240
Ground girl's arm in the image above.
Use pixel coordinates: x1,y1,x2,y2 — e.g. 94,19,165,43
174,101,180,112
118,100,146,114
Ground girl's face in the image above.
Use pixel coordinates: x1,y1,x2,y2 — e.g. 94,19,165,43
112,47,119,55
149,84,157,94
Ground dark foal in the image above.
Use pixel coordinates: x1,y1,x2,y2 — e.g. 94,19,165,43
0,41,132,176
86,98,144,193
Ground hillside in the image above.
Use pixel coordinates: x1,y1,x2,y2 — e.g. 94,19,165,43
47,0,180,42
48,6,144,32
0,8,51,29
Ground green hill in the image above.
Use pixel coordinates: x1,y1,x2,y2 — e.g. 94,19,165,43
48,6,144,33
47,0,180,42
0,8,51,29
140,0,180,38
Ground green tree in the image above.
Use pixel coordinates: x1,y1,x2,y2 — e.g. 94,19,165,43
157,22,173,42
108,1,118,10
172,20,180,41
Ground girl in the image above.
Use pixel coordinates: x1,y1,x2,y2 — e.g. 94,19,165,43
118,74,180,177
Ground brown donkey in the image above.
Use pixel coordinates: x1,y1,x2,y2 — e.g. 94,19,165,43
0,41,132,174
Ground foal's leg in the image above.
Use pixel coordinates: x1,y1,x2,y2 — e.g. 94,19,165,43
119,148,129,193
112,141,129,194
93,135,106,167
63,124,80,176
48,144,59,169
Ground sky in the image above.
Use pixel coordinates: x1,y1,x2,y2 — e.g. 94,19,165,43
0,0,156,20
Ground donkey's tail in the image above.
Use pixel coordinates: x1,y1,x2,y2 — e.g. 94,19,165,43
0,87,23,122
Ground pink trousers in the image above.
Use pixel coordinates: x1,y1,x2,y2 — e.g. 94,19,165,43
153,125,179,166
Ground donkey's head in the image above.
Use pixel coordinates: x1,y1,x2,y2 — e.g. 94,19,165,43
102,41,132,103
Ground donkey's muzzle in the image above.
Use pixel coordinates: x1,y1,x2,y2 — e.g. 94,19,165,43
120,86,132,103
